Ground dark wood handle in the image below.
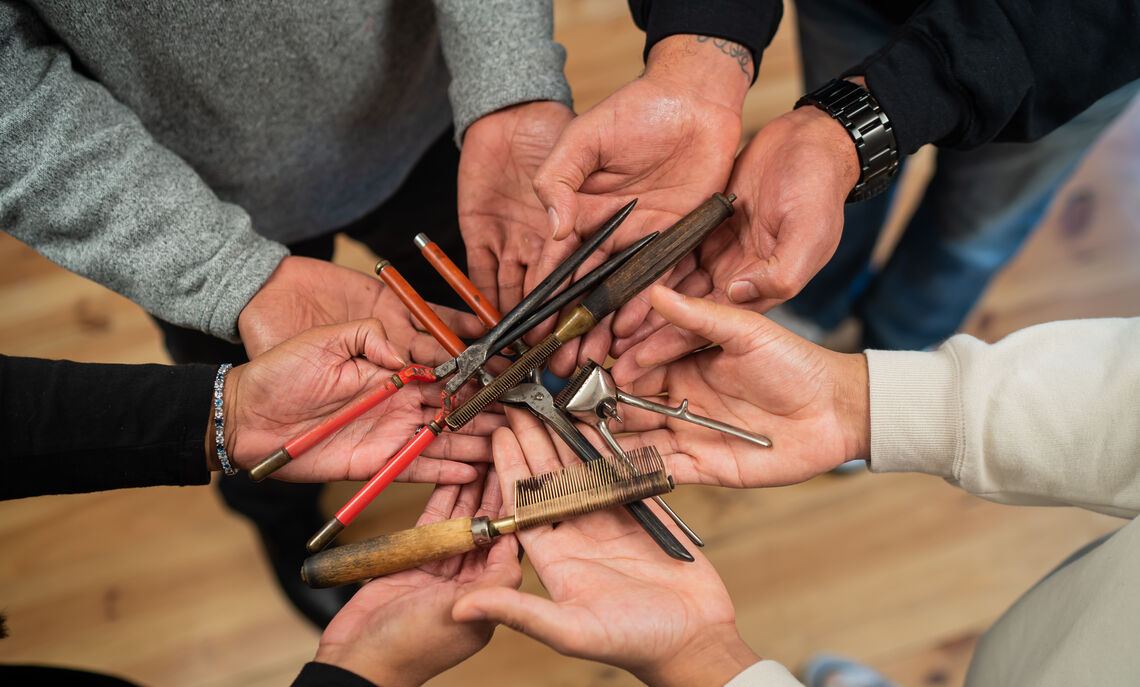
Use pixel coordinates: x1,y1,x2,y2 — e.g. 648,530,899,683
581,193,734,321
302,517,477,588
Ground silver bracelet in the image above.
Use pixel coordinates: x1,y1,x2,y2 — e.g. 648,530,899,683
213,363,238,476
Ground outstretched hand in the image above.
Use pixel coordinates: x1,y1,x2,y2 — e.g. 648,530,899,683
452,411,760,686
458,101,575,314
529,34,750,375
224,319,506,484
314,467,521,687
237,256,484,364
611,286,869,489
611,104,861,368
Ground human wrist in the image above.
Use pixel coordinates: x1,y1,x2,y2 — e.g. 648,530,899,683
634,623,760,687
834,352,871,464
784,105,863,200
644,34,751,113
314,646,422,687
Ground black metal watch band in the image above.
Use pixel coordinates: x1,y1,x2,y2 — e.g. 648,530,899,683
795,79,899,203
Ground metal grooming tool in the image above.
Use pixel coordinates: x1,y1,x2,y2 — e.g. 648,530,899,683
249,200,634,485
301,447,673,588
557,359,773,449
444,192,737,432
499,375,693,560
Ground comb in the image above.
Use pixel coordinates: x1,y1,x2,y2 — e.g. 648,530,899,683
444,193,735,432
301,447,671,588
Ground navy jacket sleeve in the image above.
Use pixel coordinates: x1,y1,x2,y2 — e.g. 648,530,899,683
627,0,784,76
291,662,376,687
1,354,214,500
853,0,1140,154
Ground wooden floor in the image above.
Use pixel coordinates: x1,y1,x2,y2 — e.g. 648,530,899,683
2,2,1138,685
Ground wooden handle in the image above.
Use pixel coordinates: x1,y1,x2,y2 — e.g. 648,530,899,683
581,193,734,321
376,259,466,357
302,517,478,588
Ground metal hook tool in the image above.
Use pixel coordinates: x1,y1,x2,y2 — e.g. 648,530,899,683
558,360,772,450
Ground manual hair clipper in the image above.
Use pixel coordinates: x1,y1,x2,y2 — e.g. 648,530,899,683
556,359,773,453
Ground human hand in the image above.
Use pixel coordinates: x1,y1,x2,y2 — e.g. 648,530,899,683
237,256,484,363
313,467,521,687
612,286,869,488
222,319,506,483
458,101,575,314
611,104,860,368
452,411,760,686
530,34,751,375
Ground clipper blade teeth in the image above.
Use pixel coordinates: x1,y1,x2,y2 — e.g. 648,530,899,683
444,334,563,431
553,359,603,410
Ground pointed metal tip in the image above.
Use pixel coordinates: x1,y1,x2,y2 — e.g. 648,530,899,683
414,233,431,250
306,518,344,553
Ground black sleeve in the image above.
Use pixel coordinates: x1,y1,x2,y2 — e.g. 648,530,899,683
627,0,784,78
851,0,1140,155
291,662,377,687
1,355,215,500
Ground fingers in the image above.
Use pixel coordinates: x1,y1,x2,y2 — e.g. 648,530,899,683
466,244,503,313
647,285,777,357
610,325,708,386
396,456,479,485
534,119,599,241
452,587,578,651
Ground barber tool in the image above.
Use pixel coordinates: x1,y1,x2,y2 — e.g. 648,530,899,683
301,446,673,588
417,236,691,558
556,359,773,451
443,192,737,433
306,207,660,553
356,242,691,559
500,378,697,555
248,200,635,483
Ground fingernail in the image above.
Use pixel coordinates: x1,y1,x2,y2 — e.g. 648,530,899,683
728,280,760,304
547,207,560,237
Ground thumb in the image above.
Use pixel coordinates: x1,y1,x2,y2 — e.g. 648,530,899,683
341,318,406,369
534,123,598,241
647,285,775,357
452,588,575,650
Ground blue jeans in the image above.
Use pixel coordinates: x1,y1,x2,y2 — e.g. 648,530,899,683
787,0,1139,350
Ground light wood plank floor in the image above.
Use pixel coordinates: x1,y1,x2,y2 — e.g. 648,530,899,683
2,2,1138,685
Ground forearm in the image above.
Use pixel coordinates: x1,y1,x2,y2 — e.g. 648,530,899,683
0,3,287,340
1,355,214,500
867,318,1140,518
433,0,572,144
851,0,1140,154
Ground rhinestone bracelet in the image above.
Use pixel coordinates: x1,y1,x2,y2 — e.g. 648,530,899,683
213,363,238,476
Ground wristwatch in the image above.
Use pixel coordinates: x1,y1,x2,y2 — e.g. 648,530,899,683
795,78,899,203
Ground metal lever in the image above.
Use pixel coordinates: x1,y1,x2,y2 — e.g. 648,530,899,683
592,420,704,547
615,391,772,449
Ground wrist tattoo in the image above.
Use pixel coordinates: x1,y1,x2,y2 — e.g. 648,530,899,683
696,35,753,78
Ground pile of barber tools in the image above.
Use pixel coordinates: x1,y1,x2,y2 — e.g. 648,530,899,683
247,193,773,587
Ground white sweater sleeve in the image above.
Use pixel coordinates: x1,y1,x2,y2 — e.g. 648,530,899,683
866,318,1140,518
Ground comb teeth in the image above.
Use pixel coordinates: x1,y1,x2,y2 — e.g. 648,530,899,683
445,333,563,431
553,359,603,409
514,446,669,529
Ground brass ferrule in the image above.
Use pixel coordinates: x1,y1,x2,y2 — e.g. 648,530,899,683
470,516,494,546
488,516,518,536
248,447,292,483
306,518,344,554
374,258,392,274
553,306,598,343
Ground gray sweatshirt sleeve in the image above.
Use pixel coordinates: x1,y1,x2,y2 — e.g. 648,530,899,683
867,318,1140,519
0,2,288,341
433,0,573,145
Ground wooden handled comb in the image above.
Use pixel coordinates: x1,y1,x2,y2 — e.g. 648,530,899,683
301,446,672,588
